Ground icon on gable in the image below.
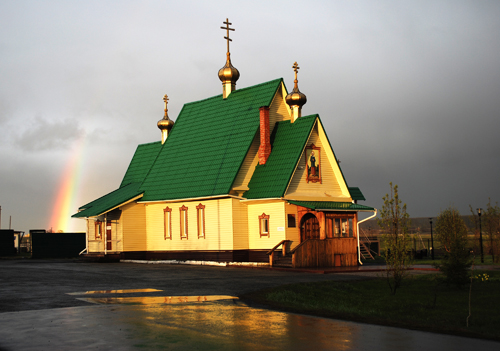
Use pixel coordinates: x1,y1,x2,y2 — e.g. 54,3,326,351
306,144,321,183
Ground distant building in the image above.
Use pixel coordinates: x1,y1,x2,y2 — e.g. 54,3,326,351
73,20,375,267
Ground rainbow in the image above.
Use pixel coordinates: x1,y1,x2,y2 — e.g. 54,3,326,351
49,136,86,232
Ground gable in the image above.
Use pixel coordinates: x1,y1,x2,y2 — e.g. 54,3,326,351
231,82,292,195
139,78,283,202
72,182,143,218
284,118,351,201
244,115,317,199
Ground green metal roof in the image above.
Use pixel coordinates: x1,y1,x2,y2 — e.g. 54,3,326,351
348,187,366,201
287,200,375,211
244,115,317,199
120,141,162,188
139,78,283,201
72,182,143,218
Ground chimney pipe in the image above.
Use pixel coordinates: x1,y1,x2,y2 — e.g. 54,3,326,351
258,106,271,165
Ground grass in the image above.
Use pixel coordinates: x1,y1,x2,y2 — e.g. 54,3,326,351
241,270,500,341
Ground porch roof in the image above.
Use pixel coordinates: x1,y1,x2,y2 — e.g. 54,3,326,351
72,182,143,218
287,200,375,211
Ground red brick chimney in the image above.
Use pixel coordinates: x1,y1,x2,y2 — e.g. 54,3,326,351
258,106,271,165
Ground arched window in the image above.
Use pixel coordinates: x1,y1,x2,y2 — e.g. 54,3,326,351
164,207,172,240
179,205,188,239
95,220,102,239
259,213,270,237
196,203,205,238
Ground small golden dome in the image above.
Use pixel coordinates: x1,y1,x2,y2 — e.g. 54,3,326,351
158,94,174,132
157,117,174,132
286,62,307,108
218,53,240,84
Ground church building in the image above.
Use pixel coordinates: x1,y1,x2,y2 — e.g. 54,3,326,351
73,20,376,267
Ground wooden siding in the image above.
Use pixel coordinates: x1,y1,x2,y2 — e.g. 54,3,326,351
247,201,287,250
87,219,103,253
231,133,259,192
232,198,249,250
285,203,300,249
269,83,291,126
145,198,235,251
122,202,146,252
285,123,351,202
292,238,357,267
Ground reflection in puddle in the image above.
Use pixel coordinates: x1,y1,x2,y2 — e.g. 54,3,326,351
66,288,162,295
78,295,237,305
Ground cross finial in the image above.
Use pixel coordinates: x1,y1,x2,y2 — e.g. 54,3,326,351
221,18,235,55
293,62,300,81
292,62,300,88
163,94,169,117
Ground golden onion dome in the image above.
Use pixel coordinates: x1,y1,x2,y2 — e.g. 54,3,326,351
158,94,174,132
157,116,174,132
285,62,307,108
286,87,307,108
218,53,240,84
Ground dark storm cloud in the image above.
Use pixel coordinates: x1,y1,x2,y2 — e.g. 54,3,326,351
13,117,84,152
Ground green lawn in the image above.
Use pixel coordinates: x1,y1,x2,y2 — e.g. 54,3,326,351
241,270,500,341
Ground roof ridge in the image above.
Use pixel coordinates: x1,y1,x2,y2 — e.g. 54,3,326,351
182,78,283,107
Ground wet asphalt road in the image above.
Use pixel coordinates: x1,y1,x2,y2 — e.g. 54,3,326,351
1,259,500,351
0,258,366,313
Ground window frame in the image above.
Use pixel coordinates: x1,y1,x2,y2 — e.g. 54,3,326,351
259,213,270,237
95,220,102,239
179,205,188,239
164,207,172,240
287,214,296,228
196,203,206,238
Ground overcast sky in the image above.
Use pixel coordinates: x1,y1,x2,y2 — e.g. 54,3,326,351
1,0,500,233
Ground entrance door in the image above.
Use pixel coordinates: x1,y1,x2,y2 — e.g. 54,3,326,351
301,214,320,241
106,223,112,251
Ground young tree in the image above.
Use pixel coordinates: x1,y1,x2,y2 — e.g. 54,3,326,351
377,182,412,295
435,207,472,286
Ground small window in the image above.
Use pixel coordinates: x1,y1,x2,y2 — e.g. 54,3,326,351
259,213,270,237
95,220,102,239
334,218,340,237
196,203,205,238
164,207,172,240
179,205,188,239
349,218,353,237
287,214,296,228
341,218,348,237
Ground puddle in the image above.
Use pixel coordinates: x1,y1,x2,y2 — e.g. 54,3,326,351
67,288,162,295
77,295,238,305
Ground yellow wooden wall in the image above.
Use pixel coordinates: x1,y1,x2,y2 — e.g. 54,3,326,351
144,198,235,251
269,83,291,125
87,219,103,253
122,202,147,252
285,122,351,202
231,198,249,250
247,201,287,249
285,203,300,248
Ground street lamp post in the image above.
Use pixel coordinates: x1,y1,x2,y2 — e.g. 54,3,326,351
477,208,483,263
429,218,434,260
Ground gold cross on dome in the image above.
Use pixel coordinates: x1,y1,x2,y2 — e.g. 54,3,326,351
221,18,235,54
163,94,169,116
293,62,300,80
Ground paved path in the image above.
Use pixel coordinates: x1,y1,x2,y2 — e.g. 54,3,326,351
1,259,498,350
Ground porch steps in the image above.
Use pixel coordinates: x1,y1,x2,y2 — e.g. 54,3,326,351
272,255,293,268
359,242,374,260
